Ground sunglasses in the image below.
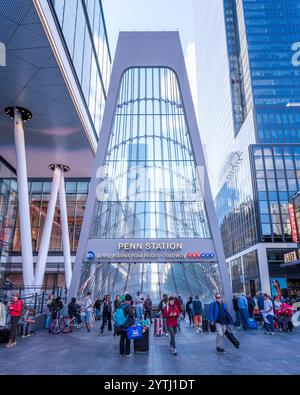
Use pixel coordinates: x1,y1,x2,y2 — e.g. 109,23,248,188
216,296,221,299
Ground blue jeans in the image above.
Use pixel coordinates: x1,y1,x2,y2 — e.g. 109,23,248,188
85,310,92,325
235,310,241,327
264,314,274,333
239,308,249,329
135,305,143,320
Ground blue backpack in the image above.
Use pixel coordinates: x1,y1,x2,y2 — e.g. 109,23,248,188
114,305,128,327
247,318,258,329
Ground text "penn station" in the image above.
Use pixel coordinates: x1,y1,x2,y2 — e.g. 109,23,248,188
118,242,183,250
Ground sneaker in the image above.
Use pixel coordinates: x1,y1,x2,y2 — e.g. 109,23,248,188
172,348,177,355
125,353,132,357
120,354,124,357
99,329,103,334
169,345,173,351
270,332,275,335
196,329,199,333
264,331,269,335
22,335,26,338
165,332,168,337
219,348,226,353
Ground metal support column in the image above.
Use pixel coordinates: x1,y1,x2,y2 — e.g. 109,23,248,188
58,167,72,289
34,165,62,287
5,106,34,288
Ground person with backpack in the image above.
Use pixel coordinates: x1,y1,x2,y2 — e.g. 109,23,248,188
114,294,134,356
192,296,203,333
162,296,180,355
186,296,194,327
6,293,22,347
209,293,233,353
100,294,112,333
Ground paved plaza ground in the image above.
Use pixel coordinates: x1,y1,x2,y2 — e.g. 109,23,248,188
1,321,299,375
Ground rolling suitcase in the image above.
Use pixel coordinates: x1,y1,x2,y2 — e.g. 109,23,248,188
0,328,10,344
154,318,164,336
202,318,209,332
134,330,149,353
225,329,240,349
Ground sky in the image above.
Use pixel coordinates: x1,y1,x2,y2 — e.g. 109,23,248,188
102,0,198,107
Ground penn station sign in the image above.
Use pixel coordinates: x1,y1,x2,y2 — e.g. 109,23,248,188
84,239,217,263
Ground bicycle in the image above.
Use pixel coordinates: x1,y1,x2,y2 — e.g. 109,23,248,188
49,312,65,334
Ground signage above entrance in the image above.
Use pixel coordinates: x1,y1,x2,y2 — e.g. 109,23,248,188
84,239,217,263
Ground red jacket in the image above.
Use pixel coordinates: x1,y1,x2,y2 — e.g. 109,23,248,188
162,303,180,327
8,299,23,317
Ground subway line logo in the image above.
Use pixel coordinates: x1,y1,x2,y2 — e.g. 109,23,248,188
186,252,215,259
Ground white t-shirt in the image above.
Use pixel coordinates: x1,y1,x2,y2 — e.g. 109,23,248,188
85,297,93,312
263,299,274,316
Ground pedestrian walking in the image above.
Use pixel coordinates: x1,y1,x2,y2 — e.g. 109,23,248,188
93,298,102,321
192,296,203,333
84,292,93,330
100,294,112,333
209,293,233,353
162,296,180,355
6,293,22,347
186,296,194,327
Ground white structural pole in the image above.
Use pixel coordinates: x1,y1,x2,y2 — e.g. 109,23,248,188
34,165,61,287
5,107,34,288
58,170,72,289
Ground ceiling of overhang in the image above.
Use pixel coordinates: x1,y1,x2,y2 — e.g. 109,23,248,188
0,0,95,178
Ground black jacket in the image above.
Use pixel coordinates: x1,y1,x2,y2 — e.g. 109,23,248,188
68,302,80,317
233,299,239,312
102,301,112,315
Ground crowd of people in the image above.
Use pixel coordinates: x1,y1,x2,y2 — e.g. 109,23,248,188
1,285,299,355
232,291,300,334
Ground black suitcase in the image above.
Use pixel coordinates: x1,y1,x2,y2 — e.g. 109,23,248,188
134,330,149,353
0,328,10,344
202,318,209,332
225,329,240,349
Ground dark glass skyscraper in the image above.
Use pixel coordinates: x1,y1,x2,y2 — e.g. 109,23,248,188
195,0,300,297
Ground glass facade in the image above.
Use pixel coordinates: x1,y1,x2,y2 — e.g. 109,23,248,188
12,179,89,254
90,68,210,239
50,0,111,136
77,65,224,303
195,0,300,294
78,260,223,304
0,158,17,287
229,250,261,295
252,145,300,242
